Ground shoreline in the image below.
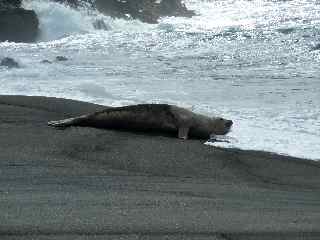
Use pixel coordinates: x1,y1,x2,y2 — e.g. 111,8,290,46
0,95,319,239
2,94,319,162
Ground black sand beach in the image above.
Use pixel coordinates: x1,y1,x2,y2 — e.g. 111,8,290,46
0,95,319,240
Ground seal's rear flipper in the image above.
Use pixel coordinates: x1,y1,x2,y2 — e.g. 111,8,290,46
48,118,76,128
48,114,90,129
178,127,189,140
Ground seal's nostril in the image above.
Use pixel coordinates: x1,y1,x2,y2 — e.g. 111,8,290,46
225,120,233,128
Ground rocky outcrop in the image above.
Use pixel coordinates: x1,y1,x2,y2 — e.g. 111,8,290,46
53,0,194,24
0,0,21,9
158,0,194,17
95,0,194,23
0,0,39,42
53,0,87,8
95,0,157,23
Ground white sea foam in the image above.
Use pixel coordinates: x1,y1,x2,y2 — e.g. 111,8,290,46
206,108,320,160
23,0,153,41
23,0,95,41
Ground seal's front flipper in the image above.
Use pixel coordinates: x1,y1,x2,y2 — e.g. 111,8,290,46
178,127,189,140
208,134,238,143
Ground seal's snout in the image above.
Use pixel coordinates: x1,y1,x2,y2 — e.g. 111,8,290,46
225,120,233,128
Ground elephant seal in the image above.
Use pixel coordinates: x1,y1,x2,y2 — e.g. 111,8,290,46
48,104,233,140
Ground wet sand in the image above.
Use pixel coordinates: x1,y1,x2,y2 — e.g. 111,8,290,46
0,95,319,240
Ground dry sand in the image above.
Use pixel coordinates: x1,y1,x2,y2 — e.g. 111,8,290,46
0,95,319,240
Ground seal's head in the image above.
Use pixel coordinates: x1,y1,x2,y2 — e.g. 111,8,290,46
210,117,233,135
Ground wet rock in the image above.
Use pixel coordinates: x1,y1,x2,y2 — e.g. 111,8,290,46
96,0,195,23
0,0,39,42
56,56,68,61
41,60,53,64
95,0,159,23
53,0,194,24
0,57,19,68
0,0,22,9
53,0,90,8
158,0,194,17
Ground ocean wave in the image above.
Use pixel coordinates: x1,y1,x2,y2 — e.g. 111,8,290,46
23,0,93,41
22,0,151,41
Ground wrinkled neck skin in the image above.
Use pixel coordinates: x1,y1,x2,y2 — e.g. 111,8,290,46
171,106,216,139
190,113,215,139
171,106,229,139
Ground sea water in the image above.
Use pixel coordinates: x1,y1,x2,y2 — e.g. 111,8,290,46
0,0,319,160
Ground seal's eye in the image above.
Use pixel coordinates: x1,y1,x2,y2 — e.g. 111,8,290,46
219,118,224,121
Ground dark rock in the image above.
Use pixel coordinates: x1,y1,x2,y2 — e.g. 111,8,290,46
158,0,194,17
0,0,39,42
53,0,89,8
95,0,159,23
41,60,53,64
52,0,194,24
0,57,19,68
0,0,22,9
96,0,195,23
0,8,39,42
56,56,68,61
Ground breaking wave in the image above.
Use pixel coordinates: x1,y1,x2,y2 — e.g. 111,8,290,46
22,0,150,41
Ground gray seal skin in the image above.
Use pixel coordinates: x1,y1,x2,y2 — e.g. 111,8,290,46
48,104,233,140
